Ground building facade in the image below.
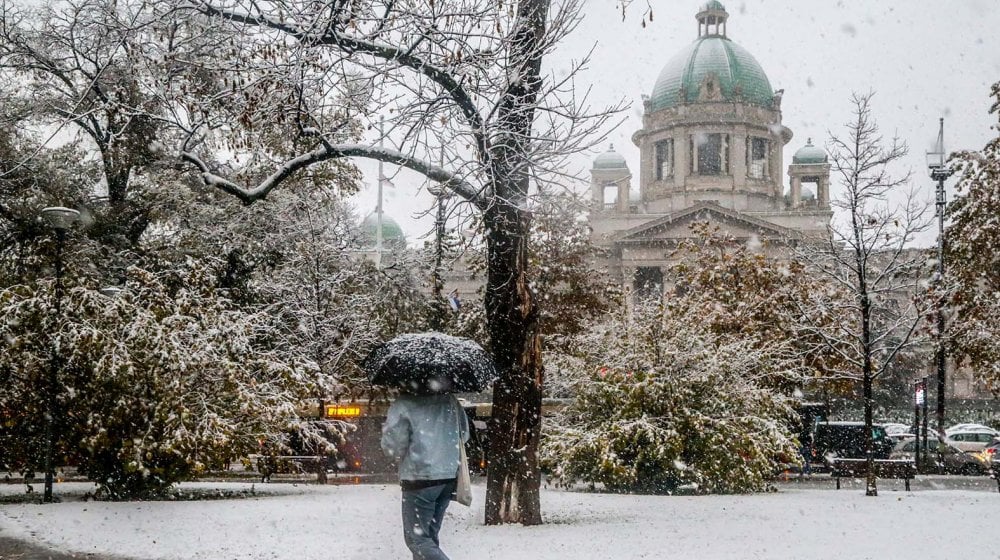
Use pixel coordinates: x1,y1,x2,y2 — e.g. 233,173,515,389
590,2,833,291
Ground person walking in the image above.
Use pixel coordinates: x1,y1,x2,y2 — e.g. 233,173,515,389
382,392,470,560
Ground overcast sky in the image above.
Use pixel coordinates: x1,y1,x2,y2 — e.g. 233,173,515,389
354,0,1000,247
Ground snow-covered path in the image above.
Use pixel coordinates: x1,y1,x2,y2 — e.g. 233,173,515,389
1,480,997,560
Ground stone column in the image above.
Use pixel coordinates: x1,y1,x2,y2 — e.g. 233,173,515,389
773,141,784,199
818,176,830,207
675,129,689,190
617,176,630,212
731,132,748,190
638,136,652,200
690,135,699,178
790,176,802,208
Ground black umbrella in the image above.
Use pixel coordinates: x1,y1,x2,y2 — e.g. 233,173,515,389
362,332,498,394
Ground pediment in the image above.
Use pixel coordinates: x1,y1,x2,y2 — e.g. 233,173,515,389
613,202,802,246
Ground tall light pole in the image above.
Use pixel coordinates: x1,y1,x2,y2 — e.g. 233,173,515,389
926,118,953,437
428,145,451,330
39,206,80,503
375,116,386,269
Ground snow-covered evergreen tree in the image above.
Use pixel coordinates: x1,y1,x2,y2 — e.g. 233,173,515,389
541,299,802,494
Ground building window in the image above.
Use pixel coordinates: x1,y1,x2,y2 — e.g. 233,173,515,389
633,267,663,301
691,133,729,176
748,136,769,179
655,139,674,180
603,183,618,209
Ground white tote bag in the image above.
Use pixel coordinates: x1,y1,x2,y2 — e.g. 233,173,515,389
455,443,473,506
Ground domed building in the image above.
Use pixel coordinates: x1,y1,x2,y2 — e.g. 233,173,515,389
359,211,407,266
360,212,407,249
590,2,832,291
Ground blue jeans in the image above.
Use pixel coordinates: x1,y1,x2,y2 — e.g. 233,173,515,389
401,480,457,560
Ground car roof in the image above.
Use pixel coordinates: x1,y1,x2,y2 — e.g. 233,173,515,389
946,424,998,432
946,429,997,435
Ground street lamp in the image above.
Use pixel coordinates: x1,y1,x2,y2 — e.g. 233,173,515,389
38,206,80,503
99,286,123,298
926,119,953,437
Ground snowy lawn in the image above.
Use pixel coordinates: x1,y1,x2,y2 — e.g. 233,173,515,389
1,480,997,560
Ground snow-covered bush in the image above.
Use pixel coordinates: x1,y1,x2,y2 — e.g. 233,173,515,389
541,302,802,494
0,261,328,499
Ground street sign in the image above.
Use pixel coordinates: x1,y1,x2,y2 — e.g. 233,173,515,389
914,380,926,406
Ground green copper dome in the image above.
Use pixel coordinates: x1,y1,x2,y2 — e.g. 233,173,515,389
650,5,774,113
361,212,406,247
792,139,828,164
650,36,774,112
593,145,628,169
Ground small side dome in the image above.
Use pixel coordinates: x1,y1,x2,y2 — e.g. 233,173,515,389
699,1,727,12
361,212,407,248
792,138,828,164
593,144,628,170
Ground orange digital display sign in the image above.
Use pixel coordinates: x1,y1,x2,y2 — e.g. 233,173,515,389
326,405,362,418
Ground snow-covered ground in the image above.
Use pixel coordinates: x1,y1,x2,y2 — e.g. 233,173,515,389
1,479,997,560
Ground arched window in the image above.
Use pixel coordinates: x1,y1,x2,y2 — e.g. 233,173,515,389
747,136,770,179
691,133,729,175
603,183,618,209
655,139,674,180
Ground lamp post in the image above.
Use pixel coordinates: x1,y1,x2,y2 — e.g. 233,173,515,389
99,286,123,298
39,206,80,503
926,119,953,437
428,145,451,330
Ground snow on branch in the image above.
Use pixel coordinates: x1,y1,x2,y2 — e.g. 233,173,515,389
181,141,484,207
186,0,490,161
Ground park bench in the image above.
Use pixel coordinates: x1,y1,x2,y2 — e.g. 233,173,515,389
255,455,328,483
831,458,917,491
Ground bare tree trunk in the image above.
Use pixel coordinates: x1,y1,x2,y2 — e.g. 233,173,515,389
862,361,877,496
855,181,878,497
483,204,543,525
482,0,548,525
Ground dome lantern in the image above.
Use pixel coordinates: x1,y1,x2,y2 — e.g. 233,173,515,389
697,1,728,38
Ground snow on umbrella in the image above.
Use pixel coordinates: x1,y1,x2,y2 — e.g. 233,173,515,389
362,332,498,394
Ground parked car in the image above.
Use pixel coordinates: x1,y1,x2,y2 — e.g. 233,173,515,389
945,423,999,436
881,423,911,436
890,435,989,475
812,421,894,465
974,439,1000,464
888,432,916,443
944,430,998,452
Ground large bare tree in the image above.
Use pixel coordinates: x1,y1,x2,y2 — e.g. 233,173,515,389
0,0,166,247
160,0,618,524
799,92,933,496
